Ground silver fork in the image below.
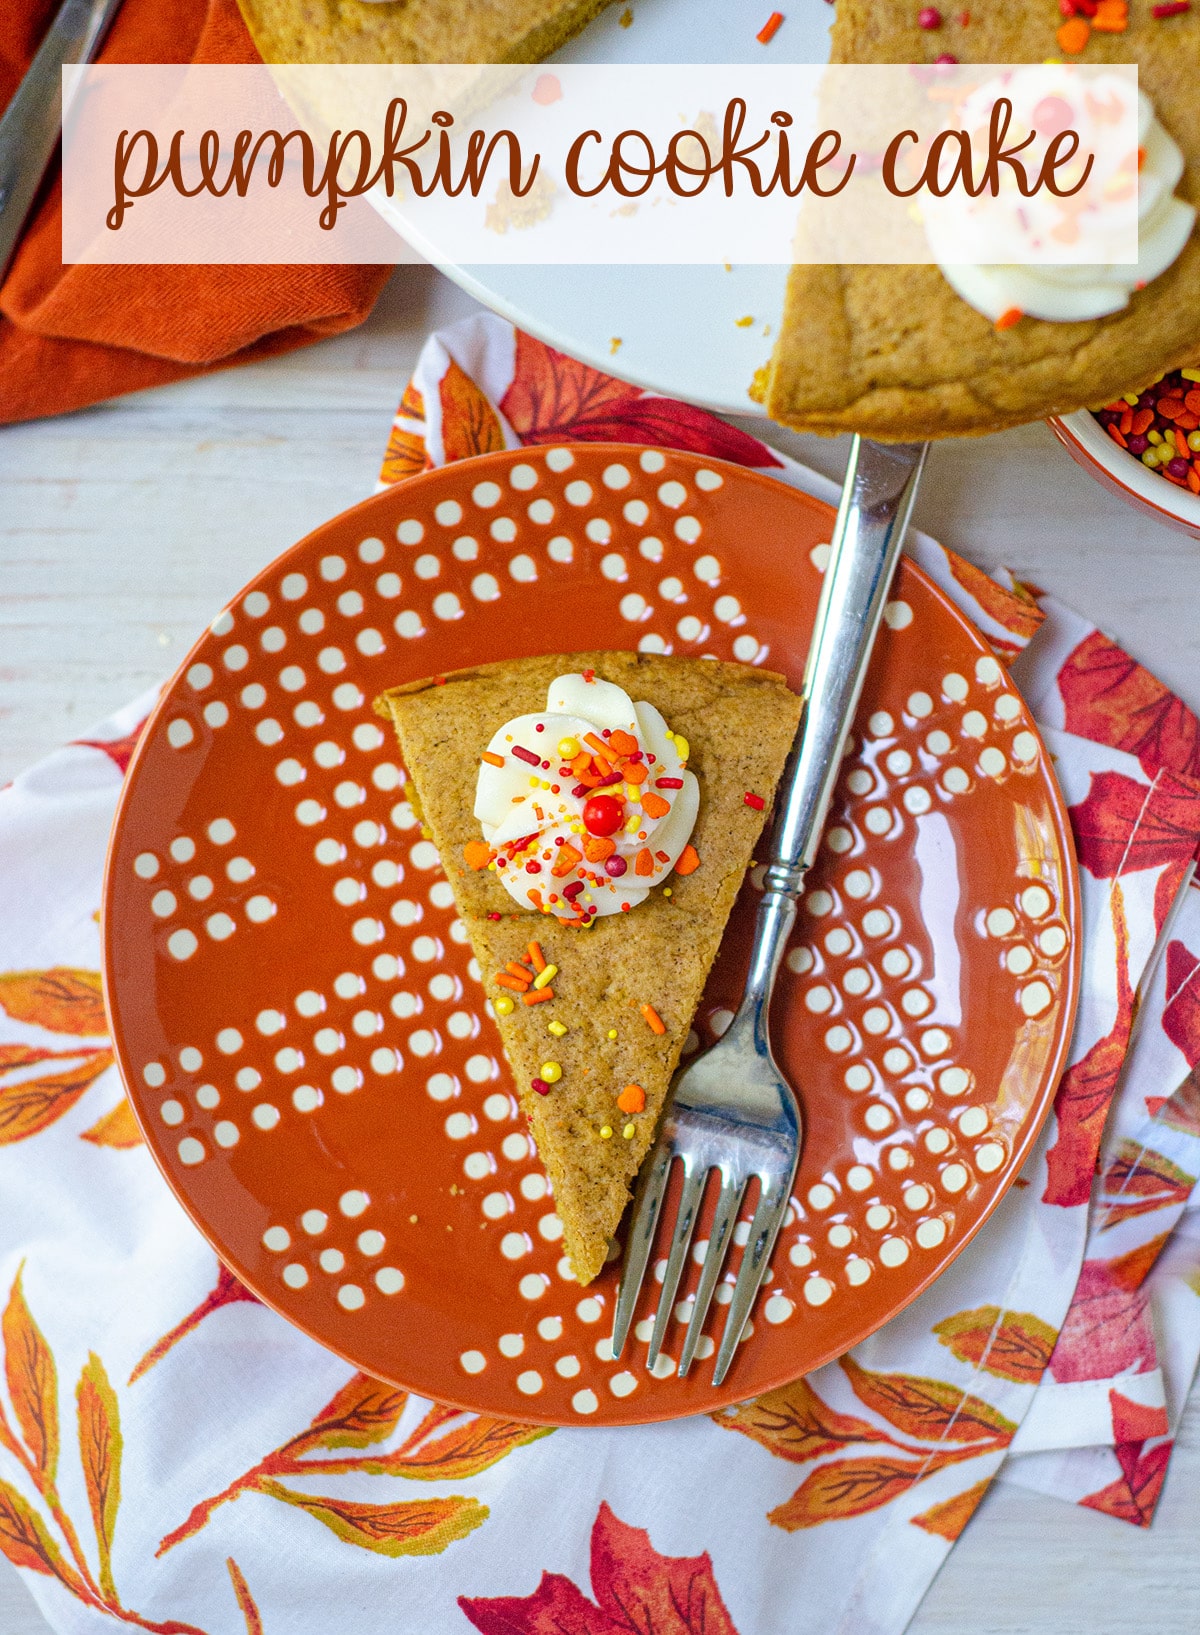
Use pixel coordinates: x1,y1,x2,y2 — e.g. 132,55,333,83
611,436,930,1386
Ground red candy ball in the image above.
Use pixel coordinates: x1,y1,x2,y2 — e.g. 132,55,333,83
582,794,623,836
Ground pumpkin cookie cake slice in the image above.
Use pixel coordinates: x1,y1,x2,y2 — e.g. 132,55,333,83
375,651,801,1286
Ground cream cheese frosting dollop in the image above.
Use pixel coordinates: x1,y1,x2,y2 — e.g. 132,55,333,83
473,672,699,921
924,75,1195,323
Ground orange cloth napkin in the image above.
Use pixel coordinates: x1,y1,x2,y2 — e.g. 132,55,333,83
0,0,392,424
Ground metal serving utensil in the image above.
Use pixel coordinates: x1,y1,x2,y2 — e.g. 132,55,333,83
0,0,125,286
611,435,930,1386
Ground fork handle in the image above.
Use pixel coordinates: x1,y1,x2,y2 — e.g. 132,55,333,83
740,437,929,1028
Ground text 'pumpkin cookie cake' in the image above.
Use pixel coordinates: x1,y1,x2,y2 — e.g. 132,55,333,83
376,651,801,1285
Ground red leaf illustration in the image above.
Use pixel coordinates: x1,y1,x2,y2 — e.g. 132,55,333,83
1098,1140,1194,1228
1043,882,1132,1207
440,357,507,463
932,1307,1058,1385
3,1268,59,1481
1109,1390,1169,1444
500,330,781,468
227,1559,263,1635
715,1377,893,1463
461,1572,616,1635
1080,1440,1172,1527
74,726,146,776
909,1478,990,1542
1068,770,1200,880
460,1501,739,1635
1058,630,1200,779
769,1449,975,1531
128,1262,259,1384
840,1358,1016,1446
590,1501,738,1635
0,970,108,1036
1049,1253,1160,1384
1162,939,1200,1068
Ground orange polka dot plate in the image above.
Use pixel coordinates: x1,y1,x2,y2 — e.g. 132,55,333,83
103,445,1081,1427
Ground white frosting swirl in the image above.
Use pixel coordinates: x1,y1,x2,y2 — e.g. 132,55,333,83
474,672,699,921
925,76,1194,323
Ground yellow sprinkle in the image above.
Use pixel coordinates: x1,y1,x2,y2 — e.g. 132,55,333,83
494,995,514,1016
664,729,674,740
599,1125,613,1139
1182,369,1200,383
673,736,690,761
624,814,641,833
607,1029,618,1040
528,775,540,788
1148,429,1164,445
540,1061,562,1083
547,1019,567,1037
622,1123,636,1140
663,887,672,897
487,860,498,871
558,736,580,758
625,783,640,801
735,314,754,328
533,963,557,990
1123,393,1139,405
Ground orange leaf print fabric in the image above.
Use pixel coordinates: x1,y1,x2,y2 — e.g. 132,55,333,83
227,1558,263,1635
947,556,1045,651
0,969,108,1035
0,1050,115,1145
838,1359,1016,1447
910,1479,990,1542
1068,770,1200,880
76,1352,122,1602
440,357,508,463
255,1480,488,1556
716,1377,891,1463
80,1098,144,1149
3,1270,59,1482
768,1451,975,1532
932,1308,1058,1386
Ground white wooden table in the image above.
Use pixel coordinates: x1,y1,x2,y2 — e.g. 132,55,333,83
3,265,1200,1633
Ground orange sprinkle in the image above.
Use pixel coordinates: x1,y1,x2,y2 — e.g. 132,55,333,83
504,961,530,981
641,1004,666,1035
522,987,554,1005
756,9,784,44
463,840,492,870
496,973,531,993
481,751,505,768
608,730,638,756
617,1083,647,1114
994,307,1023,331
635,848,655,876
584,733,609,758
1091,0,1128,29
622,760,648,785
1056,16,1090,52
640,791,670,820
582,835,616,863
674,844,701,875
571,752,592,777
551,843,582,878
527,941,547,972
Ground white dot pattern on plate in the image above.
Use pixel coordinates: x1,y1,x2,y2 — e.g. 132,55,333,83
112,446,1072,1421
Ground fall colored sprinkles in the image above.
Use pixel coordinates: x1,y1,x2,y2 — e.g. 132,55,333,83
641,1004,666,1035
756,10,784,43
1094,369,1200,494
744,791,765,811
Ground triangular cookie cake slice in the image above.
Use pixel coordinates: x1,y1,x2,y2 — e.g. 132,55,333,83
375,652,801,1285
